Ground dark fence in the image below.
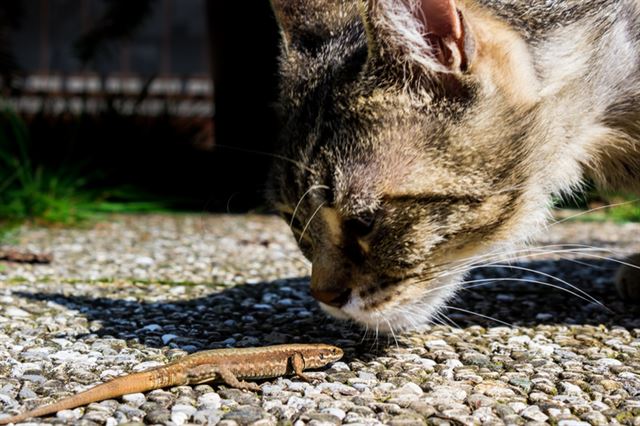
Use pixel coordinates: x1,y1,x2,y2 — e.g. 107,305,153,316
0,0,282,209
5,0,212,118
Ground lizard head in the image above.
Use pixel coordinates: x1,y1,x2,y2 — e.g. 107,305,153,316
303,344,344,368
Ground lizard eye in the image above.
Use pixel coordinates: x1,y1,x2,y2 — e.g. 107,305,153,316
320,353,325,360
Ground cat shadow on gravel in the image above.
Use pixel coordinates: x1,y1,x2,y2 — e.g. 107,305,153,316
13,257,640,354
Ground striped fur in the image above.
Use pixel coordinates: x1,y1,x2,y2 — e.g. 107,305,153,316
267,0,640,330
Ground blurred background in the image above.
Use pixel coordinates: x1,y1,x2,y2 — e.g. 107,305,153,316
0,0,281,230
0,0,637,233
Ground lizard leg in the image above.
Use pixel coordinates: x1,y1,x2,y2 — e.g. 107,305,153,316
217,366,261,392
292,352,312,382
186,364,221,385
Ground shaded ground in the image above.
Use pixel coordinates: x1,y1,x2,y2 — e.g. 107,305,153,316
0,214,639,425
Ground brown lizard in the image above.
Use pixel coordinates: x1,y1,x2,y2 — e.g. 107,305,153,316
0,343,343,424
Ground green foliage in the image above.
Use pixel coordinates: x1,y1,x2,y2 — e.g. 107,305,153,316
555,188,640,223
597,194,640,222
0,106,90,224
0,106,172,227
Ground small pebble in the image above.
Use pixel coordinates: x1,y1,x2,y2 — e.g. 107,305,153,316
1,214,638,426
161,334,178,344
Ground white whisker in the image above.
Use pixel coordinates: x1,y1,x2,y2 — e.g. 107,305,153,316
472,263,606,308
444,306,515,327
290,184,329,228
382,314,399,348
298,202,325,244
457,277,604,307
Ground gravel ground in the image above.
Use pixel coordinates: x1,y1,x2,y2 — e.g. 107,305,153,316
0,213,639,426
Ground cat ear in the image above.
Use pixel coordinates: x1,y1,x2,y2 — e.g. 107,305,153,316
271,0,358,53
362,0,475,74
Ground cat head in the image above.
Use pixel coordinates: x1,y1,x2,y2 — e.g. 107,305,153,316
267,0,550,331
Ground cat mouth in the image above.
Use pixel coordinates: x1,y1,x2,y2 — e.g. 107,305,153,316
317,273,465,332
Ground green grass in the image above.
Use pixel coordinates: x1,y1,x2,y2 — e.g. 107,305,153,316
555,181,640,223
0,106,172,230
602,194,640,222
0,106,91,225
557,193,640,223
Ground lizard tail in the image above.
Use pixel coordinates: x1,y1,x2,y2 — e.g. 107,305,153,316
0,366,186,425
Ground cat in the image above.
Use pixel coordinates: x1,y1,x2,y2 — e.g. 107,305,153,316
266,0,640,331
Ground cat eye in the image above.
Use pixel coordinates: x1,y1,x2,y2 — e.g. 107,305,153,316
345,213,376,237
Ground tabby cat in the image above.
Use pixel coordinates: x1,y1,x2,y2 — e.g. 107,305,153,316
266,0,640,330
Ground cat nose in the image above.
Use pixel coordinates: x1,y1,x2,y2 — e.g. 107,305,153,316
311,287,352,308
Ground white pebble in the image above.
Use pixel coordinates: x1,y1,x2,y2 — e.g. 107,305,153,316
193,409,222,424
261,384,284,396
100,368,124,379
330,362,351,372
508,335,531,345
170,286,186,295
135,256,155,266
198,392,221,410
171,404,197,425
122,393,146,407
56,409,82,421
171,411,189,425
597,358,622,367
425,339,448,349
445,359,463,369
352,383,369,392
50,338,72,347
509,402,528,414
560,382,583,395
418,358,437,370
428,385,467,402
321,407,346,420
496,294,515,302
162,334,178,344
358,371,376,381
287,381,310,392
286,395,316,411
262,399,283,411
0,394,17,407
253,304,273,310
398,382,423,396
50,350,83,362
529,342,556,356
521,406,548,422
173,404,197,415
536,313,554,321
317,382,358,395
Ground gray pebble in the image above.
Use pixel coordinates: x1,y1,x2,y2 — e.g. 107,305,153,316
145,408,172,423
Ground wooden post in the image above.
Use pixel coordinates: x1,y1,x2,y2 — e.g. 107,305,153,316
39,0,49,73
161,0,172,76
206,0,281,209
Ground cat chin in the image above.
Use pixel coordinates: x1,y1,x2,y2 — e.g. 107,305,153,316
318,275,463,333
